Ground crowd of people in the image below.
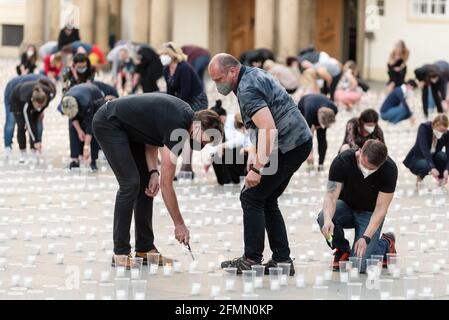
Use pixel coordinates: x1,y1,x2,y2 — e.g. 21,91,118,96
4,27,449,276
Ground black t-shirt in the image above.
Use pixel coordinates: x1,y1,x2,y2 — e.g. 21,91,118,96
108,93,194,155
329,150,398,212
298,94,338,128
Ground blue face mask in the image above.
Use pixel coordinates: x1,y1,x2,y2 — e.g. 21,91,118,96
216,82,233,96
77,67,88,74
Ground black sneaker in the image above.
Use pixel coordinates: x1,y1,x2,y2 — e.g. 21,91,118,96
220,256,257,274
263,259,296,276
69,161,80,170
90,160,98,172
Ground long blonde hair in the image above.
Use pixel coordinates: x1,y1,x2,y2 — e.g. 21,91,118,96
162,42,188,63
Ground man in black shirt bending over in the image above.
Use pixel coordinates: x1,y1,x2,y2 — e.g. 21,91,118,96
317,140,398,273
93,93,223,266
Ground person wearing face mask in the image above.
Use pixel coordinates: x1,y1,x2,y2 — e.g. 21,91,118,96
162,42,209,178
10,79,56,163
404,115,449,189
341,109,385,152
415,64,446,118
16,45,38,76
62,53,96,93
92,93,223,267
298,94,338,171
317,140,398,273
209,53,312,274
60,83,107,172
114,48,136,94
380,79,418,125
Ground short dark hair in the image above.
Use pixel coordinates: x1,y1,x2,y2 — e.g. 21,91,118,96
362,140,388,167
286,56,299,67
360,109,379,124
406,79,418,89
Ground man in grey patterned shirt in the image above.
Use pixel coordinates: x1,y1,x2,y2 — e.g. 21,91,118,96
209,53,313,275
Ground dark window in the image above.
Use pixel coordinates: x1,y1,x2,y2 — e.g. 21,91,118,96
377,0,385,16
2,24,24,47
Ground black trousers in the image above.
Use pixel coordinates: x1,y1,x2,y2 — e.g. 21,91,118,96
13,112,41,150
93,105,155,255
316,128,328,166
240,139,312,263
69,120,100,161
212,147,248,185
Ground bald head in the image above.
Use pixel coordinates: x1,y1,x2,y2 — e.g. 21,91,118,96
209,54,242,96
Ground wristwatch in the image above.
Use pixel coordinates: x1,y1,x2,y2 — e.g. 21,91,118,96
149,170,160,177
362,235,371,245
249,165,261,176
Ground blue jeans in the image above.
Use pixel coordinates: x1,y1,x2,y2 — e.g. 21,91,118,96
3,100,15,148
191,55,211,86
408,151,447,179
381,103,411,124
317,200,389,272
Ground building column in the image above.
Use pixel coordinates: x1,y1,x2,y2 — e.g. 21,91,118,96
48,0,61,41
110,0,122,41
209,0,228,55
95,0,110,51
150,0,171,47
255,0,275,50
357,0,367,78
132,0,150,43
298,0,315,50
74,0,95,43
24,0,45,44
277,0,299,61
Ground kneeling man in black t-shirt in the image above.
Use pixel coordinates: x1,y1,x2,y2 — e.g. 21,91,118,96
317,140,398,273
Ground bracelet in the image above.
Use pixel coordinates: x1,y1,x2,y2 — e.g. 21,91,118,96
149,170,160,177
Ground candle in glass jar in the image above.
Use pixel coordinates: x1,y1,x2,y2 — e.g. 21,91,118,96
56,254,64,265
225,279,235,291
163,264,173,276
191,283,201,296
243,282,254,294
270,279,280,291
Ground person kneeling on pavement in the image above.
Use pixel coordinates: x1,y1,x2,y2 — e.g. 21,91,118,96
317,140,398,272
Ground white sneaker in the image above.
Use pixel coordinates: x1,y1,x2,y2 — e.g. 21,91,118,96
4,147,12,158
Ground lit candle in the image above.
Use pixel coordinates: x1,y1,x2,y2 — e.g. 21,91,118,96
56,254,64,265
163,264,173,277
406,289,416,300
173,261,182,273
27,256,36,266
296,275,305,288
84,269,93,280
208,262,216,273
11,275,20,287
392,268,401,279
24,232,32,241
270,279,280,291
149,264,158,275
191,283,201,296
315,276,324,286
225,279,235,291
340,272,349,283
350,268,359,279
243,282,254,294
116,266,126,277
280,274,288,286
23,277,33,289
324,270,332,281
210,286,221,298
100,271,110,282
131,269,140,279
254,277,263,288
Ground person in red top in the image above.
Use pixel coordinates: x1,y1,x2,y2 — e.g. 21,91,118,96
42,52,63,82
182,45,210,85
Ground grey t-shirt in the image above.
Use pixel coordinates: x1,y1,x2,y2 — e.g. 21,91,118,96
236,66,312,154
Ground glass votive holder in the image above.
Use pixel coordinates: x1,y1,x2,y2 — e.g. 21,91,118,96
83,258,96,280
223,267,237,292
403,276,418,300
313,285,328,300
251,265,265,289
366,259,380,280
163,257,174,277
147,252,160,275
131,280,147,300
82,280,98,300
189,271,203,296
242,270,256,295
277,263,291,286
347,282,362,300
349,257,361,279
386,253,398,274
130,257,144,280
339,261,352,283
115,277,130,300
99,283,115,300
208,273,223,298
114,255,129,278
269,267,282,291
379,279,394,300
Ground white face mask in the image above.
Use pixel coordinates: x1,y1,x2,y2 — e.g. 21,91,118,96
364,125,376,134
160,55,172,66
434,130,445,140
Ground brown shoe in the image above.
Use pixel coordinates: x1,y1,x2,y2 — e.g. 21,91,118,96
111,254,133,269
136,249,177,267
